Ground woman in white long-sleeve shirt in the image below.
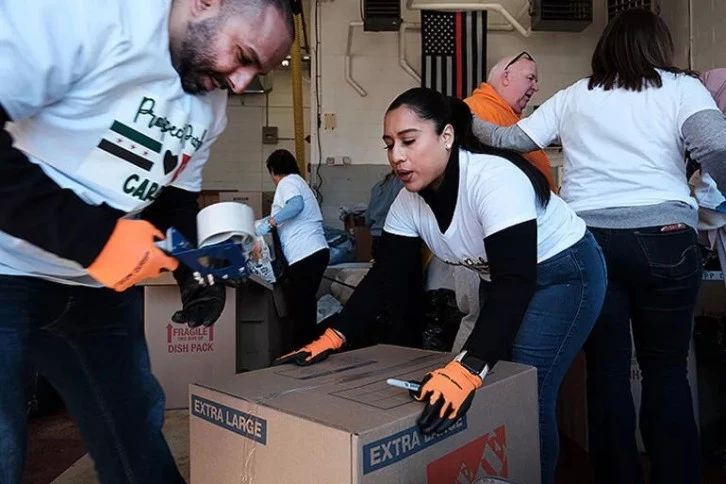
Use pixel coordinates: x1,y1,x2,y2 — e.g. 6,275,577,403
472,9,726,484
256,149,329,353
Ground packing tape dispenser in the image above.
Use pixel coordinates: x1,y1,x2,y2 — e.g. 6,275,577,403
155,202,257,282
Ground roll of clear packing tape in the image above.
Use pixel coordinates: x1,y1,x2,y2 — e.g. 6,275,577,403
197,201,256,249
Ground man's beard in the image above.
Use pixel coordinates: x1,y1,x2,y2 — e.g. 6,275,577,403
171,16,227,94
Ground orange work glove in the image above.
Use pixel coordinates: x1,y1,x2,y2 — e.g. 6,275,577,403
271,328,345,366
412,359,484,434
87,219,179,292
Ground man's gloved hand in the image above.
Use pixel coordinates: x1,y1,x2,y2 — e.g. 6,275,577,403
271,328,344,366
411,354,485,434
171,269,226,328
255,217,273,236
88,219,178,292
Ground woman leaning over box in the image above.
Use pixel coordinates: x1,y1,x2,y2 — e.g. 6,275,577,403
272,87,607,484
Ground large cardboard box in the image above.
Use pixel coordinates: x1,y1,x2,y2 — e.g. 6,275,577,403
142,273,237,409
218,190,276,218
198,190,221,208
262,190,275,217
218,191,264,218
190,345,541,484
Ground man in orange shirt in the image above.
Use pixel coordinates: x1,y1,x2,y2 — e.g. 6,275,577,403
453,52,557,351
465,52,557,191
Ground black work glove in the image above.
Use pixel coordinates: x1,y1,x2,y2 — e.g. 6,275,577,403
171,268,226,328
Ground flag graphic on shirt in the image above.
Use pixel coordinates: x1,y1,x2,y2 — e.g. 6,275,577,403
97,121,161,172
421,10,487,99
170,154,191,182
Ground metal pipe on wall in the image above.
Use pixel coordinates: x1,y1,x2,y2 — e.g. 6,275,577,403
345,22,368,97
291,12,307,178
406,0,531,37
399,22,421,82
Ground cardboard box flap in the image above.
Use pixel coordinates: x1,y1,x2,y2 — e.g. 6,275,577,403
194,345,537,435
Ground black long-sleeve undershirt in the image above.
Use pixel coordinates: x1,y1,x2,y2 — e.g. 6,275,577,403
139,186,200,246
462,220,537,367
0,104,122,267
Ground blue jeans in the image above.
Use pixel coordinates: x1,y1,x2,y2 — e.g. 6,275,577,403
508,231,607,484
585,226,702,484
0,276,184,484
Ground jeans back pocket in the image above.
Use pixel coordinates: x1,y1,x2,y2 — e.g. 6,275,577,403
634,228,701,282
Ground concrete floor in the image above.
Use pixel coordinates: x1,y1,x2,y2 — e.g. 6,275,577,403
49,410,189,484
22,411,87,484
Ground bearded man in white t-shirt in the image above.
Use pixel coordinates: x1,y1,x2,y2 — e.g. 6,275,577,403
0,1,293,482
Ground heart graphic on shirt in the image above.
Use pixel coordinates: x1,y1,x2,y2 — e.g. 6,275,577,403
163,150,179,175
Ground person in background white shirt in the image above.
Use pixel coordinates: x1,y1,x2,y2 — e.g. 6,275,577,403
472,9,726,484
257,149,329,353
272,88,607,484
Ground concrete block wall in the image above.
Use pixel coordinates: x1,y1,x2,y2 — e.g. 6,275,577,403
202,66,312,194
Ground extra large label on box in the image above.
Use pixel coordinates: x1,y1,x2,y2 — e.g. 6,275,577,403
362,418,468,474
192,395,268,444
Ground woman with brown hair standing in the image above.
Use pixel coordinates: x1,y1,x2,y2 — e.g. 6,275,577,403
257,149,329,351
471,8,726,484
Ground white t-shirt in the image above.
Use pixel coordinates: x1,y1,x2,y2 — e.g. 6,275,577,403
272,174,328,265
383,150,586,281
518,71,720,213
0,0,228,285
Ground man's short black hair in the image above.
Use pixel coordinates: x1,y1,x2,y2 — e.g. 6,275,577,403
266,149,300,175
